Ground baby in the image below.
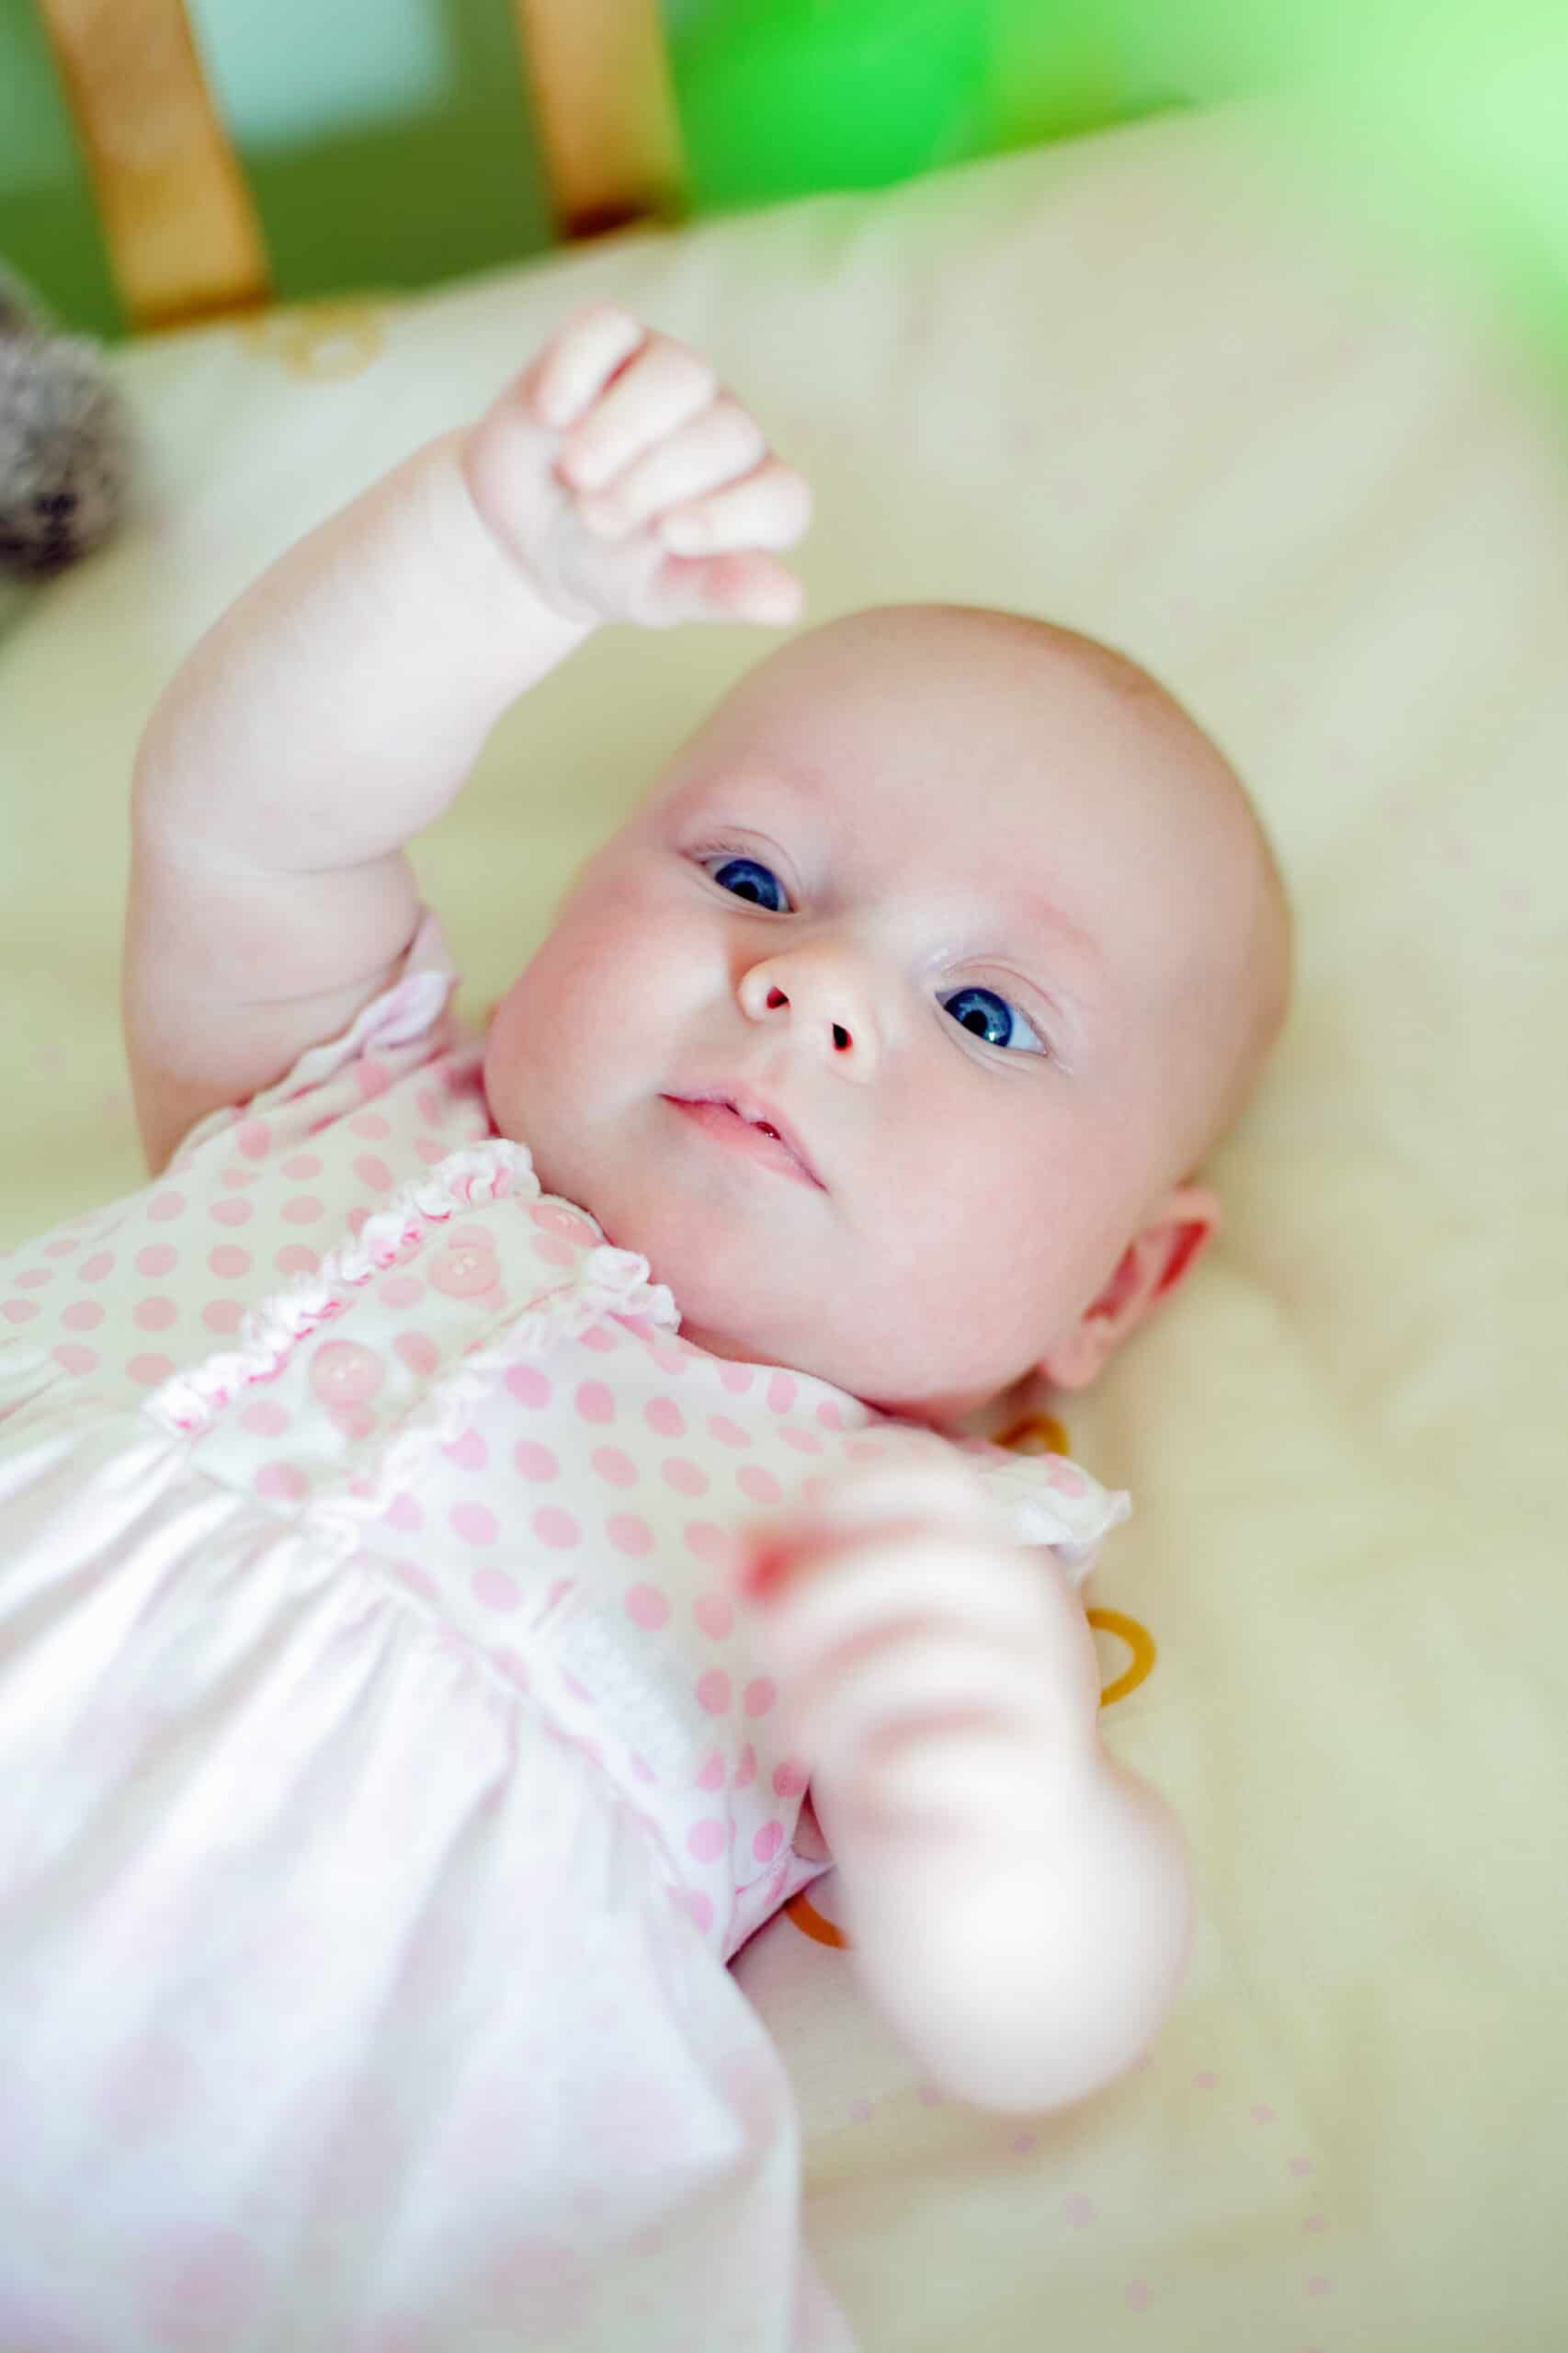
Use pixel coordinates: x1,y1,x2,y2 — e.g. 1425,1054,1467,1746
0,307,1290,2350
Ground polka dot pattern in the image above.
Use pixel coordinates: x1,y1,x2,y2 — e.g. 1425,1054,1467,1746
1,940,1125,1995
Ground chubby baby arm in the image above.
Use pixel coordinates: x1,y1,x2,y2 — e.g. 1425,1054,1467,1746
125,305,811,1172
740,1460,1192,2115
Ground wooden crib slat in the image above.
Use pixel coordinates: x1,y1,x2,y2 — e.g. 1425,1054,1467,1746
36,0,272,332
512,0,687,237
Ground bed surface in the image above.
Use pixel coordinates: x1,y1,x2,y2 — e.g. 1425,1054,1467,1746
2,100,1563,2350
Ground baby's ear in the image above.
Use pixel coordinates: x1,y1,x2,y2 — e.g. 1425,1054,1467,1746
1036,1184,1221,1392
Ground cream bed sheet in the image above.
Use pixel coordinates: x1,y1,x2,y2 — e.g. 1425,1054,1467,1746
1,102,1563,2352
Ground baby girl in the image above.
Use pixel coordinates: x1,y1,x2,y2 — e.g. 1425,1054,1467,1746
0,307,1291,2350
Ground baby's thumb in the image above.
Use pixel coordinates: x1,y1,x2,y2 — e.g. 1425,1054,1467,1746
644,550,803,630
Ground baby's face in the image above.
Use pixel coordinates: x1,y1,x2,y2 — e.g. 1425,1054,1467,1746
484,608,1277,1424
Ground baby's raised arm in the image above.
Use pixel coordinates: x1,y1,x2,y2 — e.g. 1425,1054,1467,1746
123,306,811,1172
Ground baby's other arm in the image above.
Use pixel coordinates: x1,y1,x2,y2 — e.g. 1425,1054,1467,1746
742,1461,1192,2115
125,306,810,1172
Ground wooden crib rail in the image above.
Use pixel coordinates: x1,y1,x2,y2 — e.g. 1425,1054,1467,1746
34,0,687,335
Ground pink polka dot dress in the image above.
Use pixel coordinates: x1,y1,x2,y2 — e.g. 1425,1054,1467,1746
0,915,1130,2351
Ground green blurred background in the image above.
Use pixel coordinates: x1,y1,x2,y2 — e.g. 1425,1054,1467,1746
2,0,1565,380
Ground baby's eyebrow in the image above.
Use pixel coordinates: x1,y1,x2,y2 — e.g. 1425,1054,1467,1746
995,885,1101,972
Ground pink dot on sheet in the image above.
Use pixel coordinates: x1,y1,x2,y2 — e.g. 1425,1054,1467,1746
698,1749,726,1791
393,1559,437,1601
349,1111,391,1140
694,1590,733,1639
210,1197,254,1228
734,1743,756,1787
355,1059,391,1100
773,1760,808,1798
753,1822,783,1864
779,1427,824,1455
78,1251,115,1281
148,1192,186,1222
275,1245,318,1276
394,1332,439,1378
383,1493,422,1531
1125,2280,1150,2312
472,1567,518,1611
592,1445,637,1487
1065,2195,1096,2228
744,1678,776,1718
52,1344,97,1375
625,1584,670,1631
607,1514,653,1557
202,1301,242,1335
718,1363,754,1393
574,1380,614,1425
687,1820,728,1863
43,1236,80,1256
62,1300,103,1330
281,1195,324,1226
442,1427,488,1472
737,1466,781,1505
235,1119,271,1158
645,1395,685,1437
127,1354,175,1386
506,1365,551,1409
256,1461,308,1502
221,1165,257,1190
242,1402,290,1437
450,1502,497,1546
686,1891,714,1935
650,1342,689,1376
815,1402,844,1429
663,1457,708,1496
135,1245,177,1278
531,1506,580,1550
708,1415,750,1448
696,1670,732,1715
2,1299,38,1324
353,1154,394,1192
514,1439,558,1482
767,1372,798,1412
281,1154,322,1180
209,1244,250,1279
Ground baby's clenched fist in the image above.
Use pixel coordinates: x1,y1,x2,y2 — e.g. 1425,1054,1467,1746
461,304,811,631
737,1458,1106,1853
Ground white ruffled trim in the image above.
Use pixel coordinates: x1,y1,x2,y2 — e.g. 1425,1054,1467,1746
167,908,460,1171
960,1443,1132,1587
142,1139,676,1441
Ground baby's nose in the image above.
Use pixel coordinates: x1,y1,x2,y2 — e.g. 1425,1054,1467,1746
739,956,875,1071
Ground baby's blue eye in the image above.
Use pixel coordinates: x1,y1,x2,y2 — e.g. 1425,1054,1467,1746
710,855,790,913
940,985,1046,1054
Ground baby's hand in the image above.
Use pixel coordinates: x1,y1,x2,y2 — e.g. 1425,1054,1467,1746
739,1459,1104,1857
461,304,812,631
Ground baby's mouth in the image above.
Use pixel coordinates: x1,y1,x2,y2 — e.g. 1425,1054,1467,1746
660,1090,825,1190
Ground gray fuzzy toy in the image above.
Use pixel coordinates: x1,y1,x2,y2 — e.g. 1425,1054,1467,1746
0,262,131,577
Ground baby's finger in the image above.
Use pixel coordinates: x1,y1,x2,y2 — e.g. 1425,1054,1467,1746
557,335,718,494
642,550,804,631
757,1533,1057,1688
657,460,813,559
780,1627,1042,1775
523,304,646,432
576,396,768,540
